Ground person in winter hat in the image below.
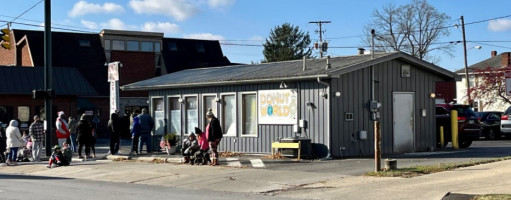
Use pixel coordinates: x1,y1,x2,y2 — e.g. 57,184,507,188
55,111,70,147
5,120,24,166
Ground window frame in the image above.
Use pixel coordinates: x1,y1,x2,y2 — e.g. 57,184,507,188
201,93,218,129
104,39,111,50
126,40,140,51
220,93,237,137
183,94,199,136
238,91,258,137
167,95,182,136
151,96,165,136
154,42,161,52
141,41,154,52
112,40,125,51
17,105,30,123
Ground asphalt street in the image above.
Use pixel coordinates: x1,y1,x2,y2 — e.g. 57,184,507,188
1,139,511,200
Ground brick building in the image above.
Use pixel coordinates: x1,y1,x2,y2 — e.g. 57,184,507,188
0,28,233,140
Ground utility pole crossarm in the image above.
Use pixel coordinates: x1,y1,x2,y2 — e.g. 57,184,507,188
309,21,331,58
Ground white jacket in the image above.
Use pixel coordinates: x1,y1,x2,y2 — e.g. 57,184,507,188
6,120,23,148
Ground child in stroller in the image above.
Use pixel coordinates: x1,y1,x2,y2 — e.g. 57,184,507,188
17,131,32,162
192,127,211,165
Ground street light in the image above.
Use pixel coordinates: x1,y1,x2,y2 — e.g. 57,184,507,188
464,45,482,105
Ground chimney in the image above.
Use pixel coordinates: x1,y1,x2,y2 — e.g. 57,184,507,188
358,48,365,55
325,55,331,69
491,51,497,57
302,56,306,71
502,52,511,67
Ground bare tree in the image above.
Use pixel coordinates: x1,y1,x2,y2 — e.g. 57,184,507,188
364,0,452,61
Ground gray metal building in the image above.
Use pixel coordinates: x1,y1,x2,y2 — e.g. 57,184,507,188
122,52,455,157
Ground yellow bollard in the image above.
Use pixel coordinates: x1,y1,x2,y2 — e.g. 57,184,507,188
451,110,459,150
440,126,444,148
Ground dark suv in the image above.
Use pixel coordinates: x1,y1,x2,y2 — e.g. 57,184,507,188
436,104,481,148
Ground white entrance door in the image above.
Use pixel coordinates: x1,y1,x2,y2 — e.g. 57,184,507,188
393,92,415,153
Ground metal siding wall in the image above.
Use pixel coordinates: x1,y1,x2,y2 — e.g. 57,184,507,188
148,81,328,154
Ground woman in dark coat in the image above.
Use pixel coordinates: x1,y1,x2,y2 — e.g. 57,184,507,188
107,112,121,155
76,114,92,159
206,108,222,166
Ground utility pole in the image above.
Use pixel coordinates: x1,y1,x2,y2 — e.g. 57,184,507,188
309,21,330,58
44,0,53,156
461,15,471,105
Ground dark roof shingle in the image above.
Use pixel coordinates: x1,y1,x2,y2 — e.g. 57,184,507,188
0,66,97,96
122,51,455,91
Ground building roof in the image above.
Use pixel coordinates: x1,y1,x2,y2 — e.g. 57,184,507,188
12,29,108,95
161,38,232,74
0,66,97,96
122,51,456,91
454,52,510,74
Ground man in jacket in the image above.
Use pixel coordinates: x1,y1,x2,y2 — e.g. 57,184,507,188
29,115,44,162
137,108,154,154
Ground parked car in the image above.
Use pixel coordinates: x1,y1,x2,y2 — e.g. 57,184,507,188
500,106,511,138
436,104,481,148
476,111,503,140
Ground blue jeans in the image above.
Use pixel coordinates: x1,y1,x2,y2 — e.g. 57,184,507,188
138,134,151,153
7,147,19,162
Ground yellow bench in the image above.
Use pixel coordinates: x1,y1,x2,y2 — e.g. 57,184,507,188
271,141,301,161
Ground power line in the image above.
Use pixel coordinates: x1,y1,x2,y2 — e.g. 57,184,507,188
0,14,101,32
9,0,43,24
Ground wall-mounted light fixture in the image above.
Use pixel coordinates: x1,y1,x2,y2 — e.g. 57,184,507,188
430,92,436,99
335,92,341,97
279,81,288,89
215,97,221,103
320,91,328,99
178,98,184,103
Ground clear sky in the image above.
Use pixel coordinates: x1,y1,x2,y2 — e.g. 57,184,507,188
2,0,510,72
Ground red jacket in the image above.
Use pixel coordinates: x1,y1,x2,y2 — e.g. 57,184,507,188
56,118,70,139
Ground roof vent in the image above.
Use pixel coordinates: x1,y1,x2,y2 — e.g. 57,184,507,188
303,56,306,71
326,55,331,69
358,48,365,55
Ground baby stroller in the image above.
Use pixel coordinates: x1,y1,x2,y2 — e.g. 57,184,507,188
17,140,32,162
191,149,210,165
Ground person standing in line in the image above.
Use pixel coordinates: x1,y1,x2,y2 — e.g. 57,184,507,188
107,112,121,155
29,115,44,162
5,120,23,166
205,108,222,166
130,116,141,155
137,108,154,154
0,123,6,164
76,114,92,159
55,111,70,147
68,116,78,153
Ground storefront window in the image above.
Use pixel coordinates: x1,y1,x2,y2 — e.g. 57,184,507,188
203,95,217,128
18,106,30,122
222,94,236,137
152,98,164,135
185,96,198,135
168,97,181,135
241,93,257,136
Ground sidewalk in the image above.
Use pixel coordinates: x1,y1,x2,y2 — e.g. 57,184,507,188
2,139,511,199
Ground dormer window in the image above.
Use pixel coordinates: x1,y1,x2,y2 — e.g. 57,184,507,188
79,39,90,47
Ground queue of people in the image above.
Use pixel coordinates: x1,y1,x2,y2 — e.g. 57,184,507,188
2,107,225,167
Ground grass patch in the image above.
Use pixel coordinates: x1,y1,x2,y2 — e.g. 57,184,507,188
473,194,511,200
365,156,511,178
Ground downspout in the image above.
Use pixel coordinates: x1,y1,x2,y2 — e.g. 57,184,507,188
317,76,332,160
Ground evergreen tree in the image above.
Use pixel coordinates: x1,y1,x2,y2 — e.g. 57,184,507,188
263,23,312,63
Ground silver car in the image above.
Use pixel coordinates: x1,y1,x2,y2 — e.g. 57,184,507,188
500,106,511,137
